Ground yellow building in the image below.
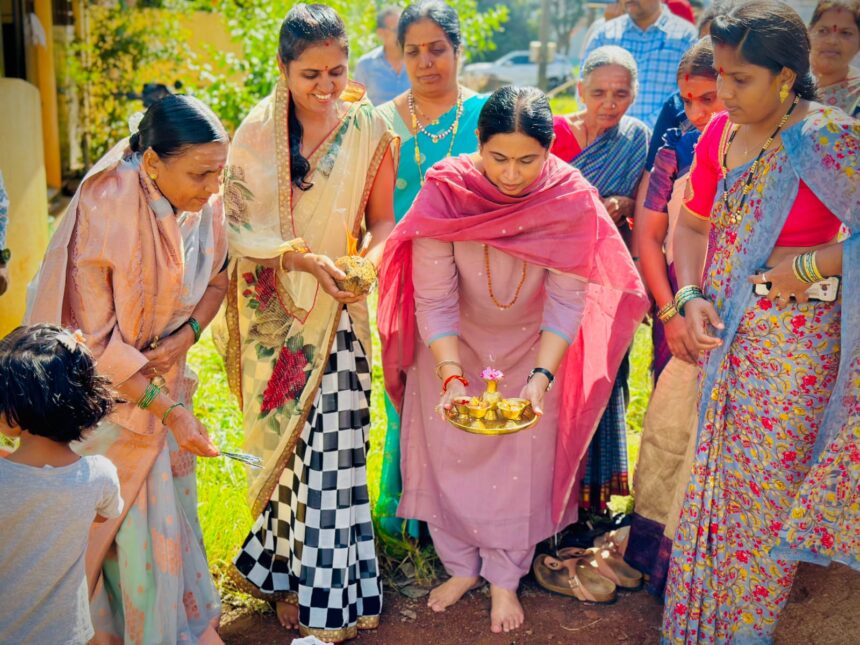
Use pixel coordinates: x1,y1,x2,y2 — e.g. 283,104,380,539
0,0,57,335
0,1,237,335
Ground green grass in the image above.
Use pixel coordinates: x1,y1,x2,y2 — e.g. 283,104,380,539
548,93,580,116
190,302,653,596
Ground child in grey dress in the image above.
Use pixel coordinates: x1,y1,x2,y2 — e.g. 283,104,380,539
0,324,123,644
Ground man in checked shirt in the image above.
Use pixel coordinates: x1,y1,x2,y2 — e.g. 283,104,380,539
583,0,698,127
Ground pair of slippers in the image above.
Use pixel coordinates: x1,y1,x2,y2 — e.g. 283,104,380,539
532,527,641,603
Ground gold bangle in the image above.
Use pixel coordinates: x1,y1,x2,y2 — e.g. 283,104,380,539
808,251,825,282
434,360,463,380
657,301,679,323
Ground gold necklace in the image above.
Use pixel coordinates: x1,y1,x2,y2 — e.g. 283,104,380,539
484,244,528,310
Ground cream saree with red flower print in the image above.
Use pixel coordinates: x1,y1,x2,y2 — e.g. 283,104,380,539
224,78,396,642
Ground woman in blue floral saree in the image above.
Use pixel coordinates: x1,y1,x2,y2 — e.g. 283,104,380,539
662,3,859,643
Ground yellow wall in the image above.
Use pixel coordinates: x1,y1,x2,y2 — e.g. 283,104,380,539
0,79,50,336
34,0,62,189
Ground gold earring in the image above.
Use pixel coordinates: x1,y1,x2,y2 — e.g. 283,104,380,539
779,83,790,103
149,173,158,180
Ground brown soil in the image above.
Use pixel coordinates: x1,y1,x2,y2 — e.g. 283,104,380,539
220,562,858,645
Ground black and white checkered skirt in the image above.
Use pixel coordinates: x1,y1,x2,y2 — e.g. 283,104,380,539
234,312,382,639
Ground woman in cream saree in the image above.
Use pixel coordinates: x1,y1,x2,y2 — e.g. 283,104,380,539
224,6,397,643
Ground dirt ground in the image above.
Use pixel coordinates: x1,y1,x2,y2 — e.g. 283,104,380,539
220,562,859,644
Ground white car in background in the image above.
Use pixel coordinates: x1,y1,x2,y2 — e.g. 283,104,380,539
462,50,574,91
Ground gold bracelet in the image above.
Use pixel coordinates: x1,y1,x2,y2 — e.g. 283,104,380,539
434,360,463,380
280,238,312,271
657,301,679,323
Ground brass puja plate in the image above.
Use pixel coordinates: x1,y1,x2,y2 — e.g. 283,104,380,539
445,397,541,436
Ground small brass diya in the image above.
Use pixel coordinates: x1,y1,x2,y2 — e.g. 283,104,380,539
445,368,540,436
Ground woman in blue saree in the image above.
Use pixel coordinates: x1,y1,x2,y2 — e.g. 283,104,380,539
551,45,650,515
373,0,488,539
662,3,859,642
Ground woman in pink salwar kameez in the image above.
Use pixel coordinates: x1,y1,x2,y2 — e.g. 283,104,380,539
378,87,649,634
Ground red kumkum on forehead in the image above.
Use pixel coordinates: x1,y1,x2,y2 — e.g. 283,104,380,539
687,92,693,99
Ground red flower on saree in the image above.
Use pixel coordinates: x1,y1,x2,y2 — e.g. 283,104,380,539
820,531,835,549
261,344,309,413
255,268,277,311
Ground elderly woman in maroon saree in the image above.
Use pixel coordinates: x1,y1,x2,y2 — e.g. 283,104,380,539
378,87,648,634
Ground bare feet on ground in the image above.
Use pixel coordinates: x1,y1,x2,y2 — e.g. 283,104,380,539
276,601,299,630
490,585,524,634
427,575,481,613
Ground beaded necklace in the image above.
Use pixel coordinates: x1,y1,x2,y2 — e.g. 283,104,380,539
483,244,528,310
719,95,799,225
410,89,465,186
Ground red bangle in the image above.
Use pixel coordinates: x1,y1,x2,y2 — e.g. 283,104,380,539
442,374,469,393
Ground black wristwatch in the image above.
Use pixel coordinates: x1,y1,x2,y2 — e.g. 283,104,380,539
528,367,555,391
0,248,10,267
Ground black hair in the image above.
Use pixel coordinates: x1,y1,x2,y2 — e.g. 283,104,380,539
678,37,717,80
377,6,401,29
129,94,227,158
398,1,462,51
697,0,736,36
0,324,117,443
278,3,349,191
709,0,818,101
810,0,860,30
477,86,554,150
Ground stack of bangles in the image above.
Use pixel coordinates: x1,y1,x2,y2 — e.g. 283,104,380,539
656,300,679,323
137,380,162,410
674,284,707,316
793,251,824,284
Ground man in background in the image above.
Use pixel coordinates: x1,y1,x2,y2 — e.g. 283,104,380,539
583,0,698,127
354,7,411,106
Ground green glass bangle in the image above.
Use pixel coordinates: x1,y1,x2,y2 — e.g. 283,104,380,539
162,402,185,425
137,382,161,410
674,285,706,316
187,317,202,343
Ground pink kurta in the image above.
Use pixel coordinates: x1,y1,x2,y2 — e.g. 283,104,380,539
398,239,586,551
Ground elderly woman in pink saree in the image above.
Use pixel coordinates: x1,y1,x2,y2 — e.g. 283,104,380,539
25,95,228,644
379,87,648,634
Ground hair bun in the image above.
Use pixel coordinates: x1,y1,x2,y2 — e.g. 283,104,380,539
129,131,141,152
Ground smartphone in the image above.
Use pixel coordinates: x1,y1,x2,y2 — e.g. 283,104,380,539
753,274,840,302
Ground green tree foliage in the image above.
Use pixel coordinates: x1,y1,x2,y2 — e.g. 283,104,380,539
186,0,508,132
68,2,186,163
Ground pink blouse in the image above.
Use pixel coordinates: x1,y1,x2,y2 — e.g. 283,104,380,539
685,112,842,247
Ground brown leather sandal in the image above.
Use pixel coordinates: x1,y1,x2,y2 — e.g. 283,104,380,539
532,553,617,603
559,546,642,590
593,526,631,557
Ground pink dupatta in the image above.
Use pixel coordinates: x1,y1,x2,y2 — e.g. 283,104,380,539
378,154,648,523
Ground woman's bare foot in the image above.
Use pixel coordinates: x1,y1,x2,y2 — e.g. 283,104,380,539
427,575,480,612
276,601,299,630
490,585,524,633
